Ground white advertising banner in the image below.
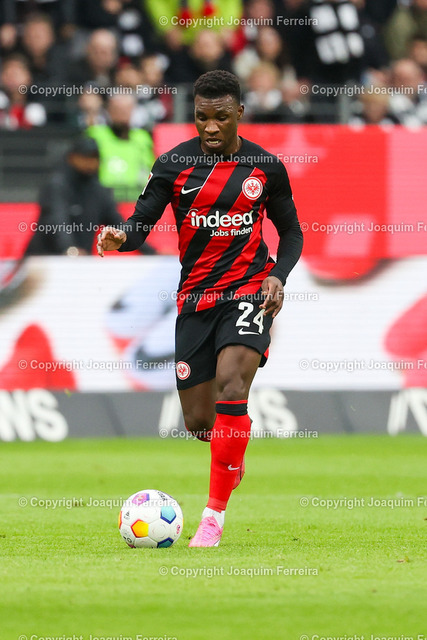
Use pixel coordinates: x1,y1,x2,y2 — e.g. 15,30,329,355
0,256,426,392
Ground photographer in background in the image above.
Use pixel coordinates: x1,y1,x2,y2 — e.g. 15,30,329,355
26,137,126,256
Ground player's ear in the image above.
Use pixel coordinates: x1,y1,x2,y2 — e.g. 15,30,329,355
237,104,244,120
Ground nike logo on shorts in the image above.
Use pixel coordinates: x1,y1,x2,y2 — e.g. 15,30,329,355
238,328,259,335
228,464,240,471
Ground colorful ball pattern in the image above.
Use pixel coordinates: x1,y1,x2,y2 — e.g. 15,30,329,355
119,489,183,548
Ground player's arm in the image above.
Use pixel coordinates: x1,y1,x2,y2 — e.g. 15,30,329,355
97,161,173,257
261,161,304,317
100,189,158,256
96,191,129,256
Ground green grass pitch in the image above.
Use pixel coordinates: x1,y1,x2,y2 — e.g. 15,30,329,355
0,435,426,640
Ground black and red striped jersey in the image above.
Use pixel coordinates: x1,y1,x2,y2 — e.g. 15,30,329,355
119,136,303,314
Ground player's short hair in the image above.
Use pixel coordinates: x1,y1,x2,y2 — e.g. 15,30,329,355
193,70,241,104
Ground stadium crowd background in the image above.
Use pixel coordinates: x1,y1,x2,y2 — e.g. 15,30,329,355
0,0,427,131
1,0,427,211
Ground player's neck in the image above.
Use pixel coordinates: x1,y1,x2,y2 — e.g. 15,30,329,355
227,136,242,155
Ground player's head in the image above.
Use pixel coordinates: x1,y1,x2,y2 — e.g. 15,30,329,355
193,70,244,156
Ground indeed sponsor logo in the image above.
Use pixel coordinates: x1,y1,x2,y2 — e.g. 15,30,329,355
190,209,254,228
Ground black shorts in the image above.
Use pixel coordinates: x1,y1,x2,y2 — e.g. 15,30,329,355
175,294,274,390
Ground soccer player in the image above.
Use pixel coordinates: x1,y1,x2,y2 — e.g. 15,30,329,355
97,70,303,547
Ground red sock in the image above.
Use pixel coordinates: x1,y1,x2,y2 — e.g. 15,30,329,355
207,400,251,512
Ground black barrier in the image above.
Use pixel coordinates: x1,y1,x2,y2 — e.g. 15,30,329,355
0,388,425,441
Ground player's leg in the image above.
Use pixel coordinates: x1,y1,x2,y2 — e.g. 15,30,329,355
189,345,260,547
216,343,261,400
189,294,273,547
178,379,216,441
210,345,260,504
175,307,218,439
210,343,259,489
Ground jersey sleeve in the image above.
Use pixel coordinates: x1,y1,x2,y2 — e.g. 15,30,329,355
118,158,173,252
265,160,303,284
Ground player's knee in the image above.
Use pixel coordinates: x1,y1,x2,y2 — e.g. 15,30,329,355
184,409,215,434
216,376,248,402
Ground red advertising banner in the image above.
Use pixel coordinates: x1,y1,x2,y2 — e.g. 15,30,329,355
2,125,426,276
153,123,427,280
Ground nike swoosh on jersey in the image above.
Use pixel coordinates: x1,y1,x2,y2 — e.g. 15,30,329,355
228,464,240,471
238,328,260,335
181,185,202,194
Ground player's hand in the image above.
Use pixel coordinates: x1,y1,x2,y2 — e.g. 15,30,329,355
260,276,284,318
97,226,127,257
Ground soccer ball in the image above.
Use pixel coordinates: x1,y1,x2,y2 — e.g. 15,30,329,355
118,489,183,548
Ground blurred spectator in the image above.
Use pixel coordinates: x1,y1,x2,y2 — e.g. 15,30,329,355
281,74,310,121
363,0,397,25
244,62,282,121
0,0,76,52
233,25,290,82
116,0,154,58
2,0,422,128
75,0,157,59
166,29,233,84
68,28,118,87
116,54,172,129
289,0,365,85
275,0,309,48
384,0,427,61
256,25,290,70
276,0,307,13
76,86,108,128
278,0,306,6
20,13,67,86
76,0,123,28
349,89,398,126
145,0,242,51
244,61,302,122
229,0,276,55
26,137,124,256
114,60,143,92
140,52,170,92
140,54,173,123
355,0,390,72
0,22,18,54
0,54,47,129
286,0,368,121
408,33,427,76
388,58,427,127
113,61,163,128
87,93,155,201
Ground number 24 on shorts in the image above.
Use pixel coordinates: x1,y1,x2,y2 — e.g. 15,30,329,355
236,301,264,335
